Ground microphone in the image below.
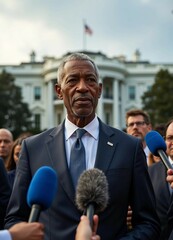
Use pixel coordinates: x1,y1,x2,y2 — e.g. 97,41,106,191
75,168,109,228
27,166,58,222
145,130,173,170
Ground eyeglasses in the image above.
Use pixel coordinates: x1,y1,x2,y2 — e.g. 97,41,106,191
165,135,173,143
127,121,146,128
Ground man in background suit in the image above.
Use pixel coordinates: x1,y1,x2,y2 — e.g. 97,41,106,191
162,118,173,240
4,53,160,239
0,157,11,229
149,118,173,239
126,109,152,163
0,128,13,164
148,159,171,239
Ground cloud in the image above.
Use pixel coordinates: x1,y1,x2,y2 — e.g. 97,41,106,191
0,0,173,64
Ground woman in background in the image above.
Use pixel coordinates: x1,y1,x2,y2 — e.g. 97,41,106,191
6,133,32,188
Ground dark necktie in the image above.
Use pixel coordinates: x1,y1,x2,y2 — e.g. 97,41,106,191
69,128,86,189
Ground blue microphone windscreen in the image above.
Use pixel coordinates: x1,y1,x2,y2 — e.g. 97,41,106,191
145,130,166,156
27,166,58,210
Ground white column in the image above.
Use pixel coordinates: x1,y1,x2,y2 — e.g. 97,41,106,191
113,79,119,128
97,77,104,121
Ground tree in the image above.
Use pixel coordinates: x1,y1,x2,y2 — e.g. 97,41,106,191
0,70,33,138
142,69,173,126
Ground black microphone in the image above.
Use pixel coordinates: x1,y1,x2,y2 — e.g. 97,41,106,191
75,168,109,228
27,166,58,222
145,130,173,170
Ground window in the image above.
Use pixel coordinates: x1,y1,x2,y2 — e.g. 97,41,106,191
34,114,41,129
104,86,113,99
34,87,41,100
128,86,136,100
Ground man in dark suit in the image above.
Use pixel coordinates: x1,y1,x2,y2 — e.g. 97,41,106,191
148,161,171,239
0,157,11,229
4,53,160,239
149,118,173,239
160,118,173,240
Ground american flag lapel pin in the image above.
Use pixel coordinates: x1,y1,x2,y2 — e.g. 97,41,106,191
107,141,113,146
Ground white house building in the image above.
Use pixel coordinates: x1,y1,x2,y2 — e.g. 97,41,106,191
0,50,173,131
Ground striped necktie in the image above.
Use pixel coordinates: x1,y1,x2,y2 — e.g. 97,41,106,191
69,129,86,189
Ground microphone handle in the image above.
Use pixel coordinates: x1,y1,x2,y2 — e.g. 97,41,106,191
86,203,94,229
158,149,173,170
28,204,41,223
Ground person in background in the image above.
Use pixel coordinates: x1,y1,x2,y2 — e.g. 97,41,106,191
0,128,13,164
6,134,31,189
149,119,173,239
126,109,152,162
125,109,152,230
0,157,11,229
75,215,100,240
0,222,44,240
163,118,173,240
4,52,160,239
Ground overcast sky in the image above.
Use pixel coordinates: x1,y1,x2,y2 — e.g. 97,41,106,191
0,0,172,65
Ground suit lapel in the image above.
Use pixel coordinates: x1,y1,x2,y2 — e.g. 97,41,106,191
45,123,76,203
44,120,119,204
159,162,171,199
95,120,118,172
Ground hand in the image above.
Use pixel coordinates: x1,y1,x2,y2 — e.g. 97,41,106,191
75,215,100,240
9,222,44,240
166,168,173,189
127,206,133,230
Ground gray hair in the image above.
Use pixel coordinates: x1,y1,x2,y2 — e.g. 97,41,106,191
57,52,99,84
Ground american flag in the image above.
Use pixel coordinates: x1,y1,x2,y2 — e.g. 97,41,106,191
84,24,93,35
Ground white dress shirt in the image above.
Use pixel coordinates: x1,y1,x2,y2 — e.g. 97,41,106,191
65,115,99,169
168,156,173,165
0,230,11,240
144,145,150,158
167,156,173,194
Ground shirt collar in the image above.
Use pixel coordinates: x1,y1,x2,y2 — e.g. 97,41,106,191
144,145,150,156
168,156,173,165
65,115,99,140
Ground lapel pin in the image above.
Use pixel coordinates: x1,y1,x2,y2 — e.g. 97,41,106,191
107,141,113,146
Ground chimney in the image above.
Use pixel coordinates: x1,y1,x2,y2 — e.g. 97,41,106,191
133,49,141,62
30,51,36,62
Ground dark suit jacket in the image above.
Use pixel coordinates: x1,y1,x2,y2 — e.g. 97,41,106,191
0,157,11,229
5,119,160,239
7,169,16,190
168,228,173,240
148,161,172,239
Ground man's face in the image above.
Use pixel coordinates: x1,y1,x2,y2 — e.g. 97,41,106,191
55,60,102,126
126,115,152,142
166,122,173,160
0,130,13,161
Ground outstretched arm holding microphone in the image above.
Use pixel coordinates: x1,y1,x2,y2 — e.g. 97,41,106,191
0,222,44,240
1,217,99,240
75,215,100,240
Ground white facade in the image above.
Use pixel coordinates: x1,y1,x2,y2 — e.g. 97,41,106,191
1,51,173,131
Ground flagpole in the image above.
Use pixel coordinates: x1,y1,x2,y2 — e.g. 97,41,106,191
83,19,86,50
